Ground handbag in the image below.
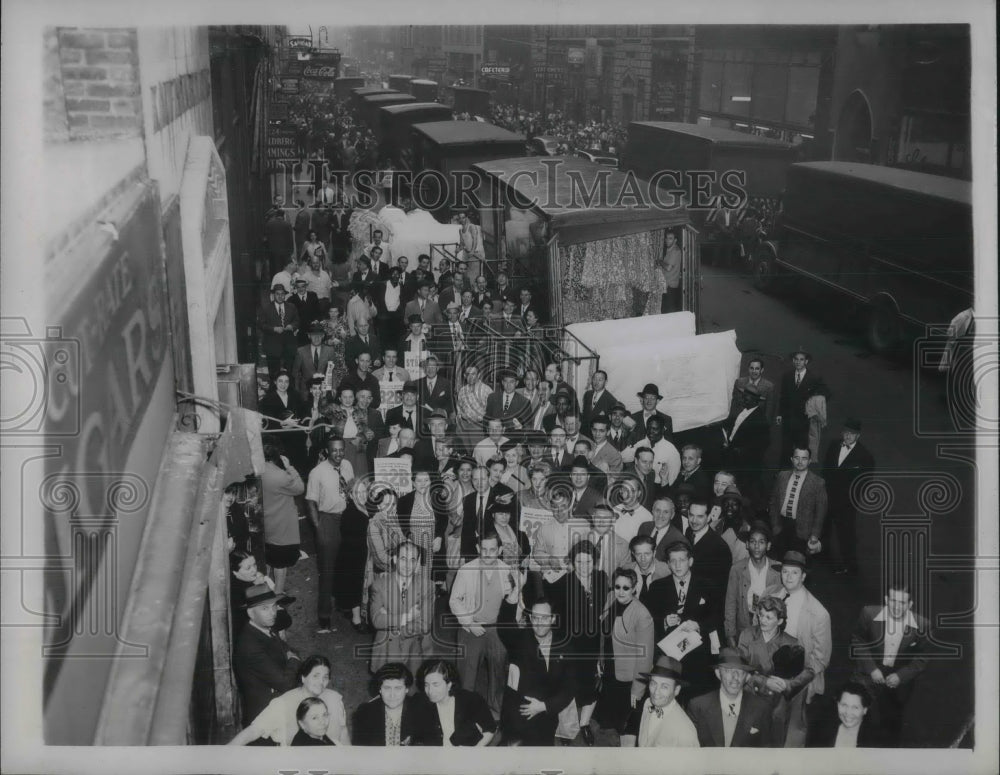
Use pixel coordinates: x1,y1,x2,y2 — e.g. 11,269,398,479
554,700,580,740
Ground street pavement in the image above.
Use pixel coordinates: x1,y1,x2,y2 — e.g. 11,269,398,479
272,263,977,747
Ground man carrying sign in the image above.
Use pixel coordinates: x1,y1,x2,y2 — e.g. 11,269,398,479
373,349,410,383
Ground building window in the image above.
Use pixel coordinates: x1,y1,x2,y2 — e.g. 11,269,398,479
784,65,819,127
896,112,969,175
699,59,724,114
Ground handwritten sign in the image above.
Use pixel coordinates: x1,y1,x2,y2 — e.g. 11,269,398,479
519,506,555,548
379,380,405,418
404,351,426,381
374,457,413,495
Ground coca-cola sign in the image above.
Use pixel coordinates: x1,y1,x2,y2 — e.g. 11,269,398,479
302,64,339,80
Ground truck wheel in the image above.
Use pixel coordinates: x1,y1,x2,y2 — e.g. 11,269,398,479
867,301,901,354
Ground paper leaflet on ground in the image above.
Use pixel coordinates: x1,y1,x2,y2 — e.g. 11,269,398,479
565,317,741,433
658,626,704,660
373,457,413,495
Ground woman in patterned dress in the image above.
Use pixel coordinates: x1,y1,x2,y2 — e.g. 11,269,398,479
320,305,350,388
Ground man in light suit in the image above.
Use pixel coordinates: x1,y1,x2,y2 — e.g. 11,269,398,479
580,370,619,436
849,580,929,746
822,417,876,576
292,323,337,399
768,446,828,558
729,357,776,425
724,521,781,647
763,551,831,747
687,649,775,747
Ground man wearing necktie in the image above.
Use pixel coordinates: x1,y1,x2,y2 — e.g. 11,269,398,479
822,417,875,576
687,649,774,747
259,284,300,381
769,446,828,558
625,534,670,606
777,347,830,461
292,322,335,400
485,371,531,432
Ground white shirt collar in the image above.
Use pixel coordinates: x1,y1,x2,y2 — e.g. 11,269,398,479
873,606,919,628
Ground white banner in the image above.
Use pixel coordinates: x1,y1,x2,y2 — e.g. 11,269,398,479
565,317,740,433
373,457,413,495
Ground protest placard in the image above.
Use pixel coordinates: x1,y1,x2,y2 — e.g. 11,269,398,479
379,380,405,418
519,505,554,548
404,351,426,381
373,457,413,495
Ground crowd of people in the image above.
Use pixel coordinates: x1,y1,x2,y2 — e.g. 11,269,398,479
225,90,931,752
489,104,629,155
234,210,929,750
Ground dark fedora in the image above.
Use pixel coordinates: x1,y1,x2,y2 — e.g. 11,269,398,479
781,550,810,570
307,321,325,335
241,583,294,610
637,383,663,400
715,647,754,671
843,417,863,432
788,346,812,360
609,401,628,415
640,655,686,684
720,484,746,504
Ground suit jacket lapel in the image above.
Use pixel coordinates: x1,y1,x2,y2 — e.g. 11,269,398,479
708,694,726,746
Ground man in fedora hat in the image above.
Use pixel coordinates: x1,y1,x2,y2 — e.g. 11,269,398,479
624,383,674,444
687,648,774,747
233,584,300,721
764,550,831,747
622,656,700,748
822,417,876,576
292,322,336,400
777,348,830,460
288,277,322,344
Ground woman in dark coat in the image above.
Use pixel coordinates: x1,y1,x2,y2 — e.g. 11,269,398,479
412,659,497,746
545,539,610,746
333,477,373,631
259,370,309,475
